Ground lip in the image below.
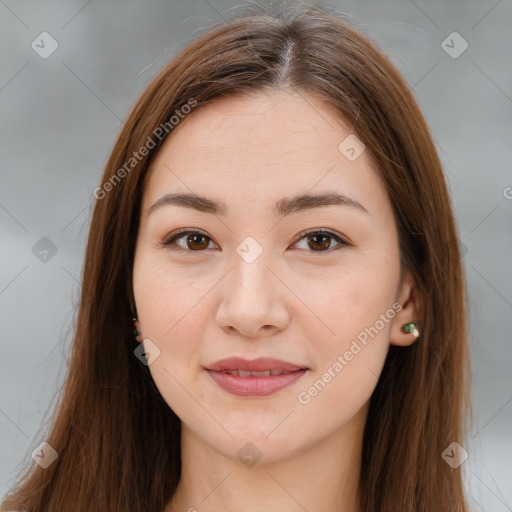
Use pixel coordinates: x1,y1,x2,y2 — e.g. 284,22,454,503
205,357,307,373
204,357,308,397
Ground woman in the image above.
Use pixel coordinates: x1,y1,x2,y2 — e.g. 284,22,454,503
1,2,471,511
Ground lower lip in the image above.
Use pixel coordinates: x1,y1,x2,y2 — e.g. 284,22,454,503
206,369,308,397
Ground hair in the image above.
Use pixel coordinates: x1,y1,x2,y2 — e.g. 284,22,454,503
2,2,471,511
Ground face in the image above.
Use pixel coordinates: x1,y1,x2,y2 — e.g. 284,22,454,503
132,89,416,464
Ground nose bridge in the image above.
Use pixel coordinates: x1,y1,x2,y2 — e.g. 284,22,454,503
229,234,274,304
216,233,289,336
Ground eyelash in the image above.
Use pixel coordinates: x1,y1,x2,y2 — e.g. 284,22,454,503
161,228,351,255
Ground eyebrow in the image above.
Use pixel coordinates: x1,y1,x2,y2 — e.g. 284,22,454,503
147,191,369,217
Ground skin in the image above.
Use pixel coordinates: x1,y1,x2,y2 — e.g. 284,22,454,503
132,88,422,512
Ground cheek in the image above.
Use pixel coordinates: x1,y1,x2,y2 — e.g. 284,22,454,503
299,254,399,340
295,304,392,433
136,283,208,428
132,253,203,395
133,251,203,335
293,257,398,417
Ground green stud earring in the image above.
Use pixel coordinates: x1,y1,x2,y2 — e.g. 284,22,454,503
402,322,420,339
132,317,140,338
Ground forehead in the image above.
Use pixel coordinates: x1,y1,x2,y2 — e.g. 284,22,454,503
142,89,386,215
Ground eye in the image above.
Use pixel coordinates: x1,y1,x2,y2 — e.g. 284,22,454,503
162,229,218,252
292,229,351,253
161,228,351,253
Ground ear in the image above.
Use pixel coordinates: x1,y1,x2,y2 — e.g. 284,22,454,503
390,269,423,347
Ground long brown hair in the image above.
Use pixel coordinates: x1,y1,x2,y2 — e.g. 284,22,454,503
2,2,471,511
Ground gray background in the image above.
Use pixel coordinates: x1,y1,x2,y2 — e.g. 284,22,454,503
1,0,511,510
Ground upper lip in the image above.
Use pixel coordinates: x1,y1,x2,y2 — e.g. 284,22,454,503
205,357,308,373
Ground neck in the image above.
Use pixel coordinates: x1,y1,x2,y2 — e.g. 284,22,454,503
166,406,366,512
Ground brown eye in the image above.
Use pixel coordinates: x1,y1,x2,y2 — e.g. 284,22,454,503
306,233,331,251
163,230,216,251
184,233,210,250
293,230,350,253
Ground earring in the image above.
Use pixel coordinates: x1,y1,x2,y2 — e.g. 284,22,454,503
132,317,143,342
402,321,420,339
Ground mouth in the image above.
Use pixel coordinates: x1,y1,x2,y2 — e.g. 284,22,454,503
212,368,297,376
204,357,309,397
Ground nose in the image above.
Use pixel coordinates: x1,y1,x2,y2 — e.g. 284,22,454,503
215,247,290,339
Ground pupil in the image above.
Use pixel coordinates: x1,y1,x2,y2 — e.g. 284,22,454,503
188,234,208,250
309,234,329,251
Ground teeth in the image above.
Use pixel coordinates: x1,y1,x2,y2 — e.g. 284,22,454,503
251,370,271,376
220,369,282,377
